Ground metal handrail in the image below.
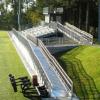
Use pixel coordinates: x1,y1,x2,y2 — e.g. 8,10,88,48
27,34,38,45
40,37,73,45
38,39,73,93
65,22,93,38
28,40,53,92
57,22,93,44
65,23,93,43
27,34,73,94
12,28,73,95
57,22,85,43
12,29,53,92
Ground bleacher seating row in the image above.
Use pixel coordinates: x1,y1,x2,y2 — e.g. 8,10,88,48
22,25,55,37
65,22,93,43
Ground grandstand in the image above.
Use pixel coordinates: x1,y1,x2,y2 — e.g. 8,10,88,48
9,22,93,100
10,28,73,99
22,22,93,46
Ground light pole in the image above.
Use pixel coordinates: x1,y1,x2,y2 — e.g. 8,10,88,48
0,11,1,16
18,0,21,31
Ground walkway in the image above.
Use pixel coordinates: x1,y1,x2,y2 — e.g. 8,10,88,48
30,42,68,97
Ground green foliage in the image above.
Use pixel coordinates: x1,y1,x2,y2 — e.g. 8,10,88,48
0,0,99,33
26,10,43,26
0,12,14,30
3,0,42,29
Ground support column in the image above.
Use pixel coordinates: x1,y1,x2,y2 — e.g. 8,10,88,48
18,0,21,31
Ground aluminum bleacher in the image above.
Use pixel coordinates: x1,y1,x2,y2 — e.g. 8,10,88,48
22,25,55,37
65,22,93,43
22,22,93,46
57,22,93,45
10,22,93,99
10,29,73,100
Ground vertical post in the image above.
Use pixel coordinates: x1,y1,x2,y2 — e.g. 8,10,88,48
79,2,81,29
26,0,28,10
18,0,21,31
98,0,100,43
86,2,89,32
37,38,38,46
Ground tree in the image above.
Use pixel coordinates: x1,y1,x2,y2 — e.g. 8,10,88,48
26,9,43,26
98,0,100,42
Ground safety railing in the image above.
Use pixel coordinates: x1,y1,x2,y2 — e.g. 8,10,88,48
28,41,53,93
27,34,38,45
57,22,92,45
12,29,73,96
65,22,93,43
27,34,73,95
12,29,52,93
40,36,78,46
44,37,66,45
38,39,73,94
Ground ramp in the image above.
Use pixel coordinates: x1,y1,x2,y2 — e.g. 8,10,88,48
29,42,68,97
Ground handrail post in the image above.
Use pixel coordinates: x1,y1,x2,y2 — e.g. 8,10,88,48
36,38,38,46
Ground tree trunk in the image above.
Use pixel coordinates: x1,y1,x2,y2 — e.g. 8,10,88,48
79,2,81,29
26,0,28,10
98,0,100,42
86,2,89,32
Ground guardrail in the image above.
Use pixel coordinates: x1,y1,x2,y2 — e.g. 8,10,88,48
57,22,92,45
65,22,93,43
27,34,73,95
38,39,73,94
49,22,93,45
12,29,52,93
42,37,66,45
12,29,73,96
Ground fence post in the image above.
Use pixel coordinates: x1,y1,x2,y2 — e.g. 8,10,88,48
36,38,38,46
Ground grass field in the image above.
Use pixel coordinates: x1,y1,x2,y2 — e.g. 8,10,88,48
55,46,100,100
0,31,30,100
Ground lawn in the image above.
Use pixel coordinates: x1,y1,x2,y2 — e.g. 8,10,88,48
55,46,100,100
0,31,30,100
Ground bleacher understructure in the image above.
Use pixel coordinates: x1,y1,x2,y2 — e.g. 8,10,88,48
9,22,93,100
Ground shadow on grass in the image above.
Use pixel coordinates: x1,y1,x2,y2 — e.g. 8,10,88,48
55,49,100,100
21,87,41,100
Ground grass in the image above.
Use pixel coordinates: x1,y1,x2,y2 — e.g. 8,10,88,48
55,46,100,100
0,31,30,100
